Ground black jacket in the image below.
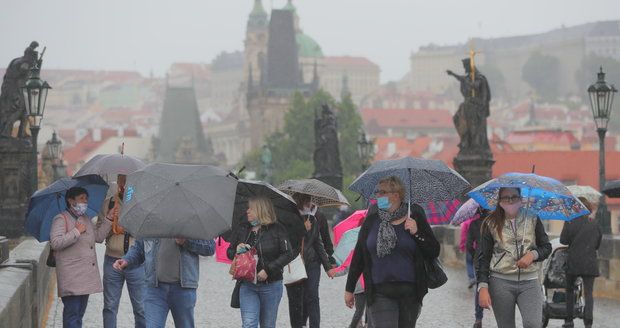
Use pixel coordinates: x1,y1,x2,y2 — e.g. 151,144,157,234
560,216,602,276
315,211,335,259
301,215,332,271
345,203,440,305
467,218,483,255
227,222,293,282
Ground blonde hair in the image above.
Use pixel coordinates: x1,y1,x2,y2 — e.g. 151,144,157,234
249,197,277,226
378,176,406,200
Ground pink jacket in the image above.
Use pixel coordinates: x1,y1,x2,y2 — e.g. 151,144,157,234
50,211,112,297
459,218,474,253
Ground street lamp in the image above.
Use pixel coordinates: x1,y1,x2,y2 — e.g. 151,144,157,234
46,131,65,181
588,66,617,234
21,64,51,190
357,129,373,171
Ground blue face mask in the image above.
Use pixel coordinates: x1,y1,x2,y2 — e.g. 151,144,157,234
377,197,391,210
250,219,260,227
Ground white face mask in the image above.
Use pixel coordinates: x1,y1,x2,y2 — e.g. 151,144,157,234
500,202,522,217
72,202,88,216
300,204,318,216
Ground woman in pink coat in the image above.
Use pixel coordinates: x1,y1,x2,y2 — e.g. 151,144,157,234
50,187,116,328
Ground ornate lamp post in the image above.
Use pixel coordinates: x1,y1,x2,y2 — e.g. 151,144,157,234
588,67,617,234
357,129,373,171
21,64,51,190
46,131,65,181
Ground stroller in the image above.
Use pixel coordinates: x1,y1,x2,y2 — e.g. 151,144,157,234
541,240,584,327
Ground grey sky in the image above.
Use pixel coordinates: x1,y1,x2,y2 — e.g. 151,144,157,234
1,0,618,82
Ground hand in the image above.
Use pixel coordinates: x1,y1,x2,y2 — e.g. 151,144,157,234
516,251,535,269
107,204,120,220
344,291,355,308
257,269,268,281
478,287,492,309
304,219,312,232
446,69,454,76
326,268,337,279
404,218,418,235
75,221,87,234
236,243,248,253
175,238,186,246
113,259,129,271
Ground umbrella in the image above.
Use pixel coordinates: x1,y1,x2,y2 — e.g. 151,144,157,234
277,178,350,207
451,198,481,226
420,199,461,225
468,172,589,221
74,153,146,177
119,163,238,240
602,180,620,198
567,185,602,204
25,175,109,242
333,209,368,244
333,226,360,265
230,180,306,250
349,157,470,206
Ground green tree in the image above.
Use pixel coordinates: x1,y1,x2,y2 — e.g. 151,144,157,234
522,52,561,101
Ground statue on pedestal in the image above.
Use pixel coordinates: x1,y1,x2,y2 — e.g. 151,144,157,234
313,104,342,189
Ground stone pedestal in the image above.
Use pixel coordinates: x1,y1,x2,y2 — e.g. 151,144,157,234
453,149,494,189
0,138,34,238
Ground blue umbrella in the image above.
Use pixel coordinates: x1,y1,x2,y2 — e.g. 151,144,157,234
25,175,109,241
467,172,589,221
333,226,361,266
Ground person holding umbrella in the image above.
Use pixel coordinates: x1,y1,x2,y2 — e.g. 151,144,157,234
226,196,294,328
50,186,118,328
344,176,441,327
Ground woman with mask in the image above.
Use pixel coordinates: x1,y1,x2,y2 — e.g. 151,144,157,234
344,176,440,328
227,196,293,328
477,187,552,328
50,187,117,328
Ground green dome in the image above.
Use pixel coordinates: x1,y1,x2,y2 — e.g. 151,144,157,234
296,32,323,58
283,0,296,11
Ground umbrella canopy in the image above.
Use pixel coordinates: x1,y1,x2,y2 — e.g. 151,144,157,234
349,157,470,204
602,180,620,198
277,178,350,207
119,163,238,240
333,226,360,266
230,180,306,250
333,209,368,244
25,175,109,242
567,185,602,204
73,153,146,177
468,173,589,221
420,199,461,225
451,198,481,226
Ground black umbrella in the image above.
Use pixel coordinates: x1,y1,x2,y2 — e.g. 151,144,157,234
602,180,620,198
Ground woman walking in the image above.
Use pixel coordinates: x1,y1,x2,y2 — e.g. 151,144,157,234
227,197,293,328
344,176,440,328
560,197,602,328
477,187,552,328
50,187,116,328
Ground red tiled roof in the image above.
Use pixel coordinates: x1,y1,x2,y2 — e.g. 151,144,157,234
373,136,432,161
361,109,453,129
506,130,579,146
324,56,379,68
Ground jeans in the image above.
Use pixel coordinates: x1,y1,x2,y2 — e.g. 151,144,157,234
302,261,322,327
466,252,475,284
566,274,595,326
239,280,283,328
62,295,90,328
286,282,305,328
488,276,543,328
144,282,196,328
103,255,146,328
368,293,421,328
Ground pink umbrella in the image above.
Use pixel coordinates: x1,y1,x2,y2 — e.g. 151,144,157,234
333,209,368,244
450,198,481,226
215,237,232,264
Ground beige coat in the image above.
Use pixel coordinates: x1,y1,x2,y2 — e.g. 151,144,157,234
50,211,112,297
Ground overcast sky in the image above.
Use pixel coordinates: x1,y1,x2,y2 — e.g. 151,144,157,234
1,0,618,82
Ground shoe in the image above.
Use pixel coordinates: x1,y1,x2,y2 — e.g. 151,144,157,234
561,322,574,328
473,321,482,328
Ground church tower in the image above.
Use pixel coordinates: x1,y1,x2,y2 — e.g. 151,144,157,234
244,0,269,85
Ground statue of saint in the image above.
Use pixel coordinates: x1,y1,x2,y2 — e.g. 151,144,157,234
313,104,342,179
446,58,491,152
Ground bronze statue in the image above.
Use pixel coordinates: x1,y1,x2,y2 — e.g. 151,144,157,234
0,41,41,138
447,58,491,152
313,103,343,189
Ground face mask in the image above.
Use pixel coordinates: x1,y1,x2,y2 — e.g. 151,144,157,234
72,202,88,216
500,202,522,217
300,204,318,216
377,197,391,210
250,219,260,227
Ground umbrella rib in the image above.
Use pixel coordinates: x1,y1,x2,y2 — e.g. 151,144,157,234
132,186,179,238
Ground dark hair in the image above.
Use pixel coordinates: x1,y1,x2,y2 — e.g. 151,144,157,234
65,187,89,209
484,187,520,242
292,193,312,210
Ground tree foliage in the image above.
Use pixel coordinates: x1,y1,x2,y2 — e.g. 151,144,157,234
522,52,561,101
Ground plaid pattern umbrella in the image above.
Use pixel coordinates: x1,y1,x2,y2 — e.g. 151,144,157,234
420,199,461,225
277,178,350,207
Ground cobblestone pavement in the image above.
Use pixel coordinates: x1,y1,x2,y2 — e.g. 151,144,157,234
47,244,620,327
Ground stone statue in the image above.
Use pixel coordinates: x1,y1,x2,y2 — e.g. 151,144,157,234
0,41,41,138
446,58,491,153
313,104,343,189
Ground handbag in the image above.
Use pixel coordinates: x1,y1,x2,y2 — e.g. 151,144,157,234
46,214,69,267
230,280,241,308
232,248,258,282
424,257,448,289
283,238,307,286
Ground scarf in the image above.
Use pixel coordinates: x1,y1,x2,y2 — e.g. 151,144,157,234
376,202,408,258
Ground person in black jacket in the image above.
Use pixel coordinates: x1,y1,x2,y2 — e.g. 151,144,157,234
345,176,440,328
560,197,602,328
286,193,337,328
226,196,293,328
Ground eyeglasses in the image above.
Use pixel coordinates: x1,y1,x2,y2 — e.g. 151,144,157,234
499,195,522,204
375,189,394,196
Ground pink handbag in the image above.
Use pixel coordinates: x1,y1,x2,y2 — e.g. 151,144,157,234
216,237,232,264
231,248,257,282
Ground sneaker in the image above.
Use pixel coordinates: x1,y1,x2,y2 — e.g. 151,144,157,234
562,322,574,328
473,321,482,328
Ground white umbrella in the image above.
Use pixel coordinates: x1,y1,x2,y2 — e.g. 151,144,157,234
567,185,602,204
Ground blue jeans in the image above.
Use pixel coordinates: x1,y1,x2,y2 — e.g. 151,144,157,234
239,280,283,328
466,252,475,283
103,255,146,328
144,282,196,328
303,261,322,327
62,294,89,328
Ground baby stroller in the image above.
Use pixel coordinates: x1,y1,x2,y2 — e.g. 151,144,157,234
541,240,584,327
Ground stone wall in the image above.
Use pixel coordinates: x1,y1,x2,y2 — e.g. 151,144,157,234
0,238,55,328
432,225,620,300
